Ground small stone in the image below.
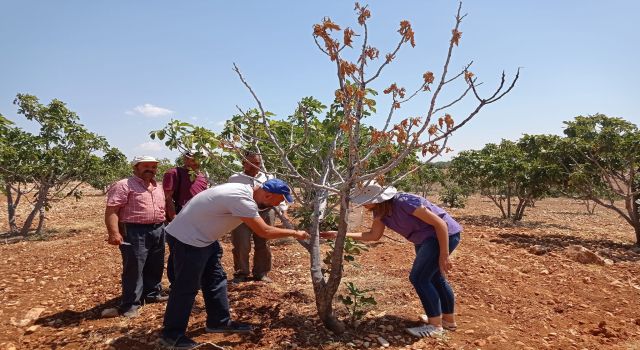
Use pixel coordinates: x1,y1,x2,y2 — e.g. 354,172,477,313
604,259,614,266
609,280,624,288
540,269,550,275
377,336,390,347
464,329,475,334
363,342,370,347
487,335,503,343
101,308,119,318
25,325,40,334
346,342,356,347
564,245,606,265
528,245,549,255
474,339,487,347
24,307,45,321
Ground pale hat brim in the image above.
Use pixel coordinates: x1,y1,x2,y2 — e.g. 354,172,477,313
131,156,159,166
350,183,398,205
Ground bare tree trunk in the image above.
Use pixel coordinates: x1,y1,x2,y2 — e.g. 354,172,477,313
583,199,596,215
19,185,48,236
5,183,20,233
632,193,640,246
506,187,512,219
308,189,346,333
513,198,527,222
488,194,507,219
34,204,46,235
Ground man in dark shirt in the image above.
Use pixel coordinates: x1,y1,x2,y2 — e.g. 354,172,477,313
163,151,209,287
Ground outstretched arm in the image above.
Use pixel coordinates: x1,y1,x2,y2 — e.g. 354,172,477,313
320,218,385,241
241,216,309,240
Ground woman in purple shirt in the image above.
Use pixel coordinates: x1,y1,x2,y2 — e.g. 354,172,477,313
321,182,462,338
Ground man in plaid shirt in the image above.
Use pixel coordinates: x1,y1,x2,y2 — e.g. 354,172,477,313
105,155,167,317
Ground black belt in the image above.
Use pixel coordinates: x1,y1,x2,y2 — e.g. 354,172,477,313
123,222,164,229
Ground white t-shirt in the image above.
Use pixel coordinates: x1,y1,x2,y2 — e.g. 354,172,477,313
228,172,288,211
165,183,259,247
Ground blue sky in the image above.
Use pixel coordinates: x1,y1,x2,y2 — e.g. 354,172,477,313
1,1,638,161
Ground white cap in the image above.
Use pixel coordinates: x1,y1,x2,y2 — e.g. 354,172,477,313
350,182,398,205
131,155,159,166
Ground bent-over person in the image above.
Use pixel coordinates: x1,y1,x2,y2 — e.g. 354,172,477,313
158,179,308,349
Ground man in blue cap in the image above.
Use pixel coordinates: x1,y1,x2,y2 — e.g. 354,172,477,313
159,178,308,349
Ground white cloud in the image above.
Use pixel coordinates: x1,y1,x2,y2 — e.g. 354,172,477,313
127,103,173,118
136,141,164,152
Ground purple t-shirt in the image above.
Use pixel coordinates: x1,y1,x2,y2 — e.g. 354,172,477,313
162,167,208,207
381,193,462,244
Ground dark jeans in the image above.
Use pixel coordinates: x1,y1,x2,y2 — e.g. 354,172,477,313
118,223,165,312
409,232,461,318
162,234,230,341
231,208,274,278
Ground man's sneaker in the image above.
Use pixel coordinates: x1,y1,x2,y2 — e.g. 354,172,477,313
119,306,140,318
405,324,445,338
205,320,253,334
230,275,249,284
157,335,200,349
143,294,169,304
253,275,273,283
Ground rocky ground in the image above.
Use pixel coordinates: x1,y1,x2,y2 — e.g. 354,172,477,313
1,189,640,349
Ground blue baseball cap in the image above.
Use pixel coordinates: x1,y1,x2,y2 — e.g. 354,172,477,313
262,178,294,203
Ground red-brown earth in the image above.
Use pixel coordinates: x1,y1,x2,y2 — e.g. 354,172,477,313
1,188,640,349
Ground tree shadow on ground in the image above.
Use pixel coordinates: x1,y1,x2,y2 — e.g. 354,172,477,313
491,232,640,262
229,291,425,350
1,228,91,244
455,214,573,231
549,211,596,216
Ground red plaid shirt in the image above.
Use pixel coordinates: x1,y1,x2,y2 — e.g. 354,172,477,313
106,176,166,224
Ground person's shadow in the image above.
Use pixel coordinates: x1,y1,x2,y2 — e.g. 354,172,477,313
36,297,121,329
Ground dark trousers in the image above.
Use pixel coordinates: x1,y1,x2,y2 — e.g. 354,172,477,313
119,223,165,312
166,205,183,287
409,232,461,317
231,209,274,278
162,234,230,341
